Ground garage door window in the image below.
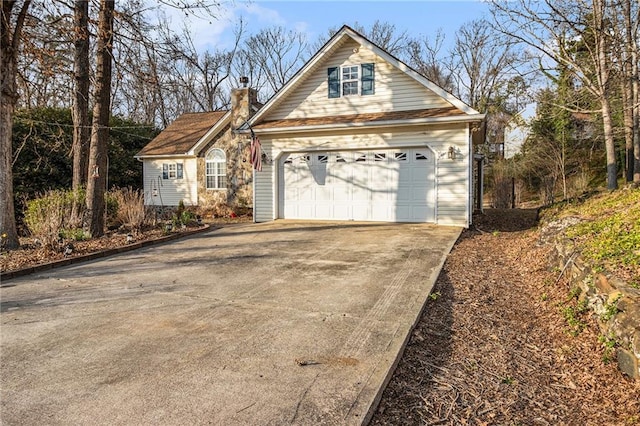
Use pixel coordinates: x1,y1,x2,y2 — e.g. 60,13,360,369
394,152,407,161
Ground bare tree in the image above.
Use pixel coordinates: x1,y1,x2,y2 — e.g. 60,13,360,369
15,1,75,109
86,0,115,237
244,26,308,95
451,19,518,111
408,29,455,93
72,0,90,190
312,20,412,60
160,21,242,112
1,0,31,250
491,0,621,190
612,0,640,184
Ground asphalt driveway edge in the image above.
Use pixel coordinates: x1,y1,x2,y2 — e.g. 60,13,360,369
361,227,462,425
0,224,217,283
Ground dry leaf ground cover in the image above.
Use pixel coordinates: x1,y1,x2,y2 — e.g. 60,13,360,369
0,216,251,274
372,209,640,425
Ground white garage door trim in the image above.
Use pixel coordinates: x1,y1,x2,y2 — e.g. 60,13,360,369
277,146,438,223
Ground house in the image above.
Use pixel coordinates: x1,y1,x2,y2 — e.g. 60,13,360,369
134,87,261,211
135,25,484,226
243,25,485,227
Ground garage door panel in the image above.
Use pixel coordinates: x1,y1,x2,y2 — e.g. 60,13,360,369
332,204,350,219
412,205,431,222
371,204,393,221
279,148,435,223
315,203,332,219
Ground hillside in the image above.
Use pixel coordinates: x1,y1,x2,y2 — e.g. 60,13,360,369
540,188,640,287
373,206,640,425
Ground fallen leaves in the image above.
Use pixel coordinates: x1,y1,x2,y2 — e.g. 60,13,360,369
372,209,640,425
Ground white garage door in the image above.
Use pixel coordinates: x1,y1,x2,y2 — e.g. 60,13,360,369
278,148,436,222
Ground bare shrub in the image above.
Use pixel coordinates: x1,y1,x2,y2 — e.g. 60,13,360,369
109,187,147,232
24,189,86,250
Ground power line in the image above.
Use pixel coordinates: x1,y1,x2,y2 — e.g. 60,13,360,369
14,116,157,130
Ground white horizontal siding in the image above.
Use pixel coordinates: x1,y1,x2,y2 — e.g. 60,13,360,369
143,157,198,207
435,125,469,225
266,38,452,121
253,123,472,226
254,144,274,222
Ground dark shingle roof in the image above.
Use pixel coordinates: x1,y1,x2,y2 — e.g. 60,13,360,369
136,111,227,157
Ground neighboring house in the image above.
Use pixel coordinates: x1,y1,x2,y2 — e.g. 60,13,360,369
135,88,261,210
242,25,485,227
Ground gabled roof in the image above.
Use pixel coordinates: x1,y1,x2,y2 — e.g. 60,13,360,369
135,111,228,158
246,25,483,131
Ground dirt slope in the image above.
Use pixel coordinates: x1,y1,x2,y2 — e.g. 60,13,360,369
372,209,640,425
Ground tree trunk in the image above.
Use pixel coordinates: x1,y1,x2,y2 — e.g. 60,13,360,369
594,0,618,190
602,97,618,190
1,1,31,251
72,0,90,191
86,0,114,237
0,75,19,251
628,0,640,184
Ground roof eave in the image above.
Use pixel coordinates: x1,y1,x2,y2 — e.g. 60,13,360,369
134,153,197,160
246,114,486,135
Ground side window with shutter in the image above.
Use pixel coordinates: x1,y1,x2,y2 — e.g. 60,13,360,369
176,163,184,179
361,63,375,95
162,163,168,179
328,67,340,98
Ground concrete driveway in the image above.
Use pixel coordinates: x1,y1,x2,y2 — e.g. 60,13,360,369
1,221,460,425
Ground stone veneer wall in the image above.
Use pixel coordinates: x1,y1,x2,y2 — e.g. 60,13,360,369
551,241,640,379
196,88,258,211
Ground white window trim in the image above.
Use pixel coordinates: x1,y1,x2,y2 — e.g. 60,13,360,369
341,65,359,96
205,148,227,190
168,163,177,179
162,162,183,180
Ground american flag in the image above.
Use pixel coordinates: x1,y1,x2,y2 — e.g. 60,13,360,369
250,132,262,172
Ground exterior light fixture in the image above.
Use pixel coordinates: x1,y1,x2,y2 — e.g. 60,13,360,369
261,152,273,165
448,146,457,160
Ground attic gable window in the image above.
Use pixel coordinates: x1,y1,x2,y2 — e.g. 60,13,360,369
328,63,375,98
342,66,359,95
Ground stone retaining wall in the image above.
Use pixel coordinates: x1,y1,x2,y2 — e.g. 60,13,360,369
551,241,640,379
